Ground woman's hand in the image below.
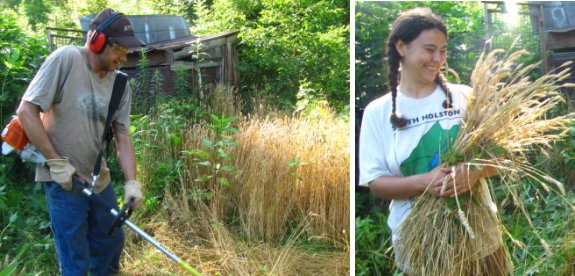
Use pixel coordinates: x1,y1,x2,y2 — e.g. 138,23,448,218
423,165,452,197
429,164,483,198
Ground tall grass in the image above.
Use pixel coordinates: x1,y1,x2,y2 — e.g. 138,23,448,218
124,85,349,274
234,114,349,242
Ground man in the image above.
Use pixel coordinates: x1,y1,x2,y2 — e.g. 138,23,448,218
16,8,145,275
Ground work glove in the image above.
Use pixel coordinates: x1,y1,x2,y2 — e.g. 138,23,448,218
45,158,76,191
124,180,144,209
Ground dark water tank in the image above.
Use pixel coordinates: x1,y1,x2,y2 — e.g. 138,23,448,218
79,14,192,45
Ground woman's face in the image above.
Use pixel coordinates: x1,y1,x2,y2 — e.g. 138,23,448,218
395,28,448,85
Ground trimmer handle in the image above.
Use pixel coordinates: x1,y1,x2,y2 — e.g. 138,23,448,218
108,199,133,236
71,176,133,236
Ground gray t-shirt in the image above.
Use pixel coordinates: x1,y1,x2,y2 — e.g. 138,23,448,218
22,45,131,188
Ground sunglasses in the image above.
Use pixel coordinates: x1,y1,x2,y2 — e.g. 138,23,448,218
108,40,130,56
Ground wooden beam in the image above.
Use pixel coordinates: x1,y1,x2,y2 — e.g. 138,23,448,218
171,31,239,60
171,61,194,71
170,60,223,71
122,50,174,68
546,31,575,51
195,61,222,69
172,36,234,60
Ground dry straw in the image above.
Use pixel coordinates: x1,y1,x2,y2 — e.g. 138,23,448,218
397,40,575,275
127,85,349,274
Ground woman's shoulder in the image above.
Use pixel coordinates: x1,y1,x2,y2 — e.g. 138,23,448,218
445,83,473,108
447,83,473,95
363,93,391,120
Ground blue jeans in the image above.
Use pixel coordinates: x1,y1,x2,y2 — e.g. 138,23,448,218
44,182,124,275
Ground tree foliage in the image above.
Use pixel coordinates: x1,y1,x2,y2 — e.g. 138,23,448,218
2,0,350,113
0,11,48,124
192,0,350,112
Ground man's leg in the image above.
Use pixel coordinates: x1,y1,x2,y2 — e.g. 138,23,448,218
87,183,125,276
44,181,90,275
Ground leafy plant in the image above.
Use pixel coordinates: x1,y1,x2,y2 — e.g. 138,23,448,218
130,109,186,211
0,10,47,123
151,68,164,97
130,48,153,113
174,64,190,97
0,11,55,273
355,213,396,276
500,185,575,275
294,80,332,119
355,188,397,275
183,114,239,189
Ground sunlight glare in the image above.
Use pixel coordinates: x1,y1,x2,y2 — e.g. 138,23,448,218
503,0,520,27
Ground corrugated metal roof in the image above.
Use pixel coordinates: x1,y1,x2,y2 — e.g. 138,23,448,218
78,14,192,45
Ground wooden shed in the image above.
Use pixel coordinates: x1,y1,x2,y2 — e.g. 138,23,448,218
47,14,239,96
526,2,575,74
527,1,575,103
483,1,575,104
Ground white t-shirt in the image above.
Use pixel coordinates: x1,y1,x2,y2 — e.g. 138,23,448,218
359,83,501,269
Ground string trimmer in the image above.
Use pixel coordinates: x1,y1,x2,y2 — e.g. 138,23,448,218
2,116,201,275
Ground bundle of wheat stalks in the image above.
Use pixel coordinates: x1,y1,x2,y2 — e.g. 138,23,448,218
397,42,574,275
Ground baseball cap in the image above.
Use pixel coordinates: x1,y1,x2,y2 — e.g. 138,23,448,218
90,8,145,48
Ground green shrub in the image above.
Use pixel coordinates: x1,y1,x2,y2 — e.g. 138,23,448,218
0,10,47,124
0,11,55,273
355,188,397,275
192,0,349,113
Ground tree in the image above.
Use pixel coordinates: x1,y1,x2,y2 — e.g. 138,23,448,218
192,0,350,112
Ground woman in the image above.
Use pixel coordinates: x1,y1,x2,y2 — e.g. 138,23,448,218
358,8,509,275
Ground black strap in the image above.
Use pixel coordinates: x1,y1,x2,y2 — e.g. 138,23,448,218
93,72,128,179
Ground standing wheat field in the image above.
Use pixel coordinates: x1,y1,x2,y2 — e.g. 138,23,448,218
122,87,350,275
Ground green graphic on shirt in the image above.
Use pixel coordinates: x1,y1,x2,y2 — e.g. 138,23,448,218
400,122,459,176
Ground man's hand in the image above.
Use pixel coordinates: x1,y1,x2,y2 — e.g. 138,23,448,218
46,158,76,190
124,180,144,209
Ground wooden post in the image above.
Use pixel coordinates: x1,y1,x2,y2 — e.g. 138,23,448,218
484,2,492,38
226,37,233,85
538,4,549,73
47,28,54,53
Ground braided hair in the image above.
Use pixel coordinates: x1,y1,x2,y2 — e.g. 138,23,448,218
386,8,453,128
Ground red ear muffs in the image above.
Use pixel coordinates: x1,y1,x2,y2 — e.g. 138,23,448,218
89,30,108,54
88,12,123,54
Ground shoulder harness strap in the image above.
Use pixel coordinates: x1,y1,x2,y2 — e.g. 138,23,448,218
92,72,128,179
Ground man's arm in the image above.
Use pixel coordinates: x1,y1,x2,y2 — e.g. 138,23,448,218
116,130,144,208
17,100,76,190
16,101,60,159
